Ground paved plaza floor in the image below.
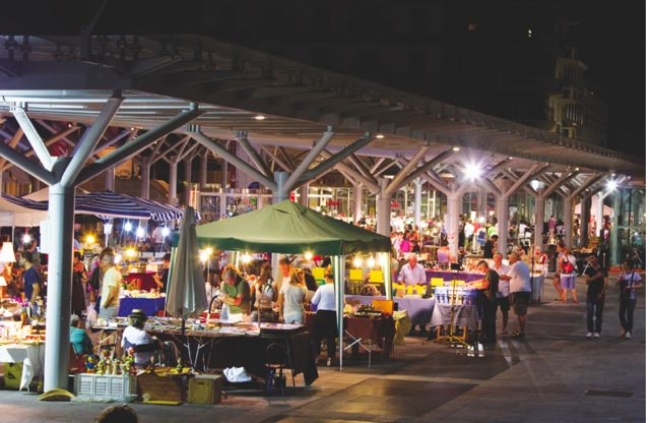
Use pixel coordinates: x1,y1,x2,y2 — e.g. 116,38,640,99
0,272,644,422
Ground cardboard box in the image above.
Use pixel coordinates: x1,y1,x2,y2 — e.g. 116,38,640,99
75,374,137,402
3,363,23,390
188,375,222,404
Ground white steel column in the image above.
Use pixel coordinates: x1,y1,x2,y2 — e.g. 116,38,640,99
273,171,289,203
43,184,75,391
563,197,574,248
104,167,115,191
611,190,621,265
140,158,151,200
593,193,604,236
168,161,178,205
580,195,591,247
414,178,423,228
183,156,192,207
353,183,363,224
199,152,208,189
376,178,391,236
496,196,509,254
447,194,461,258
534,195,545,249
299,184,309,207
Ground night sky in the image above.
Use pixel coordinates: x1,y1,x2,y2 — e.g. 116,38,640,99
567,0,646,156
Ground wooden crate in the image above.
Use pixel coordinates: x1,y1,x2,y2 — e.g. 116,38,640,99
188,375,222,405
137,370,186,404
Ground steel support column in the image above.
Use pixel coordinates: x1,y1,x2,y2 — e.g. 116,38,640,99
414,178,423,228
534,195,545,249
43,184,75,392
563,197,574,248
353,183,363,224
496,196,509,254
376,178,391,236
580,195,591,247
594,193,604,236
611,190,621,265
273,171,289,203
447,194,461,258
105,167,115,191
140,158,151,199
199,151,208,189
299,184,309,207
168,161,177,205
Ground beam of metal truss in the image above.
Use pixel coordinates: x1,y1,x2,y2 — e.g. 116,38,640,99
299,133,373,182
236,131,273,179
60,94,123,186
283,127,335,191
76,106,204,185
189,130,277,191
386,146,430,193
11,105,56,171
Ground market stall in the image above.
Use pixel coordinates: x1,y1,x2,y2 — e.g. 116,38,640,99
196,200,393,370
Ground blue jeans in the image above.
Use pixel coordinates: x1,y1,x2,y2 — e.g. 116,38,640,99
586,296,604,333
618,297,636,332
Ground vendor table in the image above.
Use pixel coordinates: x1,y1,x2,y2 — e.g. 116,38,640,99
430,304,478,341
0,342,44,389
147,320,317,386
345,295,435,327
118,296,166,317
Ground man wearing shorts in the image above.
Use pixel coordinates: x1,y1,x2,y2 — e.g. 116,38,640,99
503,252,531,338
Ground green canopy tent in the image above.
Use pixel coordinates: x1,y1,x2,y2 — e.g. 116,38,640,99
195,200,393,370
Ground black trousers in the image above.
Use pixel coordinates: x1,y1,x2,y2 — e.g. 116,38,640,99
311,310,338,359
477,295,497,343
619,297,637,332
586,296,604,333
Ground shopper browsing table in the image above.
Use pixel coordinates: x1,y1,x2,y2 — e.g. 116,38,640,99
397,253,428,333
502,252,531,338
470,260,499,343
490,252,510,336
311,271,337,366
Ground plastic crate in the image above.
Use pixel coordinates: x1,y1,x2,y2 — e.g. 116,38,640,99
74,374,137,402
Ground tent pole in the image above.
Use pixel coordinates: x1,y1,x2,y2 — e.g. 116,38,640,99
334,255,345,371
383,252,393,300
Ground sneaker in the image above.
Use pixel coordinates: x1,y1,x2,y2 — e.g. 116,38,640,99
586,332,593,338
625,332,631,339
326,358,332,367
593,332,600,338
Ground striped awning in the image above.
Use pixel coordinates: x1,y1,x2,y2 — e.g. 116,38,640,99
2,190,184,221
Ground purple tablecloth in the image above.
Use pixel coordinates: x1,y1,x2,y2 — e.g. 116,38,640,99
425,270,484,283
118,297,166,317
344,295,436,326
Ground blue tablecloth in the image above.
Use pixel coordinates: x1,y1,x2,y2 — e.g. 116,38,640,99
118,297,166,317
344,295,436,326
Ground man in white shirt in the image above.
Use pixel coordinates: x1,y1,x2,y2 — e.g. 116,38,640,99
397,253,428,334
98,248,122,320
490,252,510,336
397,253,427,288
503,252,531,338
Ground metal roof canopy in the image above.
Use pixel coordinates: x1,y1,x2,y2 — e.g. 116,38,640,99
0,33,642,186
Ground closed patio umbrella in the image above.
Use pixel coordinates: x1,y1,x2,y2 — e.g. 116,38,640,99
165,206,208,332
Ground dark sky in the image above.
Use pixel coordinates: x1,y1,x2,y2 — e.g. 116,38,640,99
568,0,645,156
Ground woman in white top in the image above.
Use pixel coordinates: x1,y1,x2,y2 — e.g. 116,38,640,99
310,271,337,366
278,268,307,324
617,259,643,339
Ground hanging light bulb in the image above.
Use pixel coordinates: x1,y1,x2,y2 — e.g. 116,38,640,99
353,256,363,268
367,256,376,268
124,221,133,232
